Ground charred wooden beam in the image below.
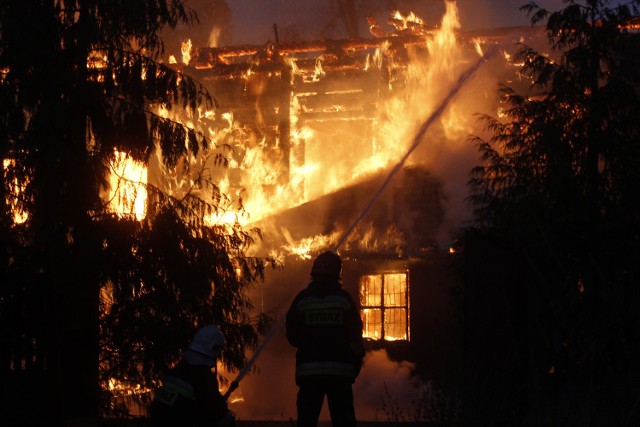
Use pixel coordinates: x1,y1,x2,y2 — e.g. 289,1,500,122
194,34,428,68
293,69,380,92
295,91,378,112
298,110,375,122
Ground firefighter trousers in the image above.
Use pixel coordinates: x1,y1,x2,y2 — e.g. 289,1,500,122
296,377,356,427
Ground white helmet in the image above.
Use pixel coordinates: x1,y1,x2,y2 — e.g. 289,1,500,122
183,325,225,367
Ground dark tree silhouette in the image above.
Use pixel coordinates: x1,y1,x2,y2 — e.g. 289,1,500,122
0,0,272,424
467,0,640,424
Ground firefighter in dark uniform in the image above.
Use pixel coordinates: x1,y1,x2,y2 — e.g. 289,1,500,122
286,251,365,427
149,325,234,427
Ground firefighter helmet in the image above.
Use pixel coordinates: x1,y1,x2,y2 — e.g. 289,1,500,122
311,251,342,279
183,325,225,367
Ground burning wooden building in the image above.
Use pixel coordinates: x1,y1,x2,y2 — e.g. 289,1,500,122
151,5,544,421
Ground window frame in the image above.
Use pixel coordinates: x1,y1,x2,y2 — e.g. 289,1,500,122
359,269,410,342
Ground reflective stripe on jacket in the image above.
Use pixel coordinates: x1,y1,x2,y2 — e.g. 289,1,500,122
296,295,351,325
153,375,196,406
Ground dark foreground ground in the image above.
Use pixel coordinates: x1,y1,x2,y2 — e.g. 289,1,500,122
104,420,445,427
237,422,435,427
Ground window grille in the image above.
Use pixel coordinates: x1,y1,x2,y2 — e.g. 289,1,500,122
360,271,409,341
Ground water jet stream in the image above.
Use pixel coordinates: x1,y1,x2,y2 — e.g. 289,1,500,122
333,47,497,251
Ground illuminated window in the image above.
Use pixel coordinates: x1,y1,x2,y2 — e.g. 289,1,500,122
360,272,409,341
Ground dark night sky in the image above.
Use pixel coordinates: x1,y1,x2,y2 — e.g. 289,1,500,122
168,0,628,52
223,0,568,44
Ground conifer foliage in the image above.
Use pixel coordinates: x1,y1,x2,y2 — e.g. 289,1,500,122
468,1,640,424
0,0,271,422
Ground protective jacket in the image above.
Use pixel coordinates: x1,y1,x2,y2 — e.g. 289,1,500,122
286,277,365,384
149,361,233,427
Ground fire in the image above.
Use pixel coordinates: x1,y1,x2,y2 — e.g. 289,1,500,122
390,10,426,31
87,50,107,69
106,377,151,396
138,1,488,259
0,66,9,81
208,27,222,48
312,57,325,82
280,229,340,260
3,158,29,224
360,272,409,341
228,396,245,404
358,0,468,185
181,38,192,65
105,151,148,220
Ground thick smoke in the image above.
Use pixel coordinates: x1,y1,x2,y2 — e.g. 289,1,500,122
354,350,428,421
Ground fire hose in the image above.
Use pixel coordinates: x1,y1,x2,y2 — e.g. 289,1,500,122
224,46,498,400
223,315,284,399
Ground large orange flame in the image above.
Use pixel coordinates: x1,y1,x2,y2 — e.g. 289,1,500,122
106,1,489,259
